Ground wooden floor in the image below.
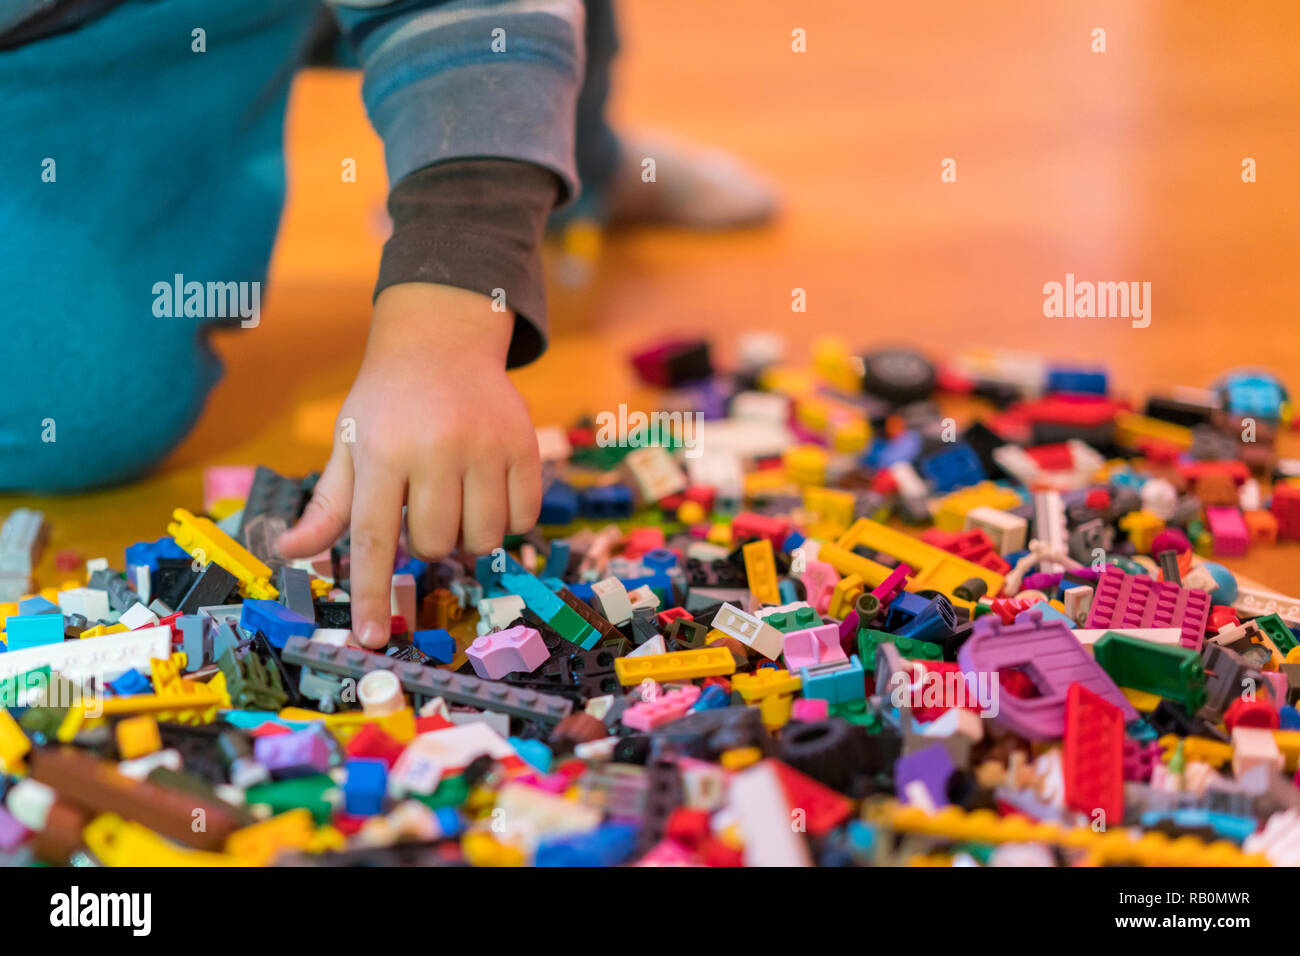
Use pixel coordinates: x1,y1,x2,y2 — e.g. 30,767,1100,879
3,0,1298,591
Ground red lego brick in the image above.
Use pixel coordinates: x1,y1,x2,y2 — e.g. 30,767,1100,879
731,512,791,550
1084,566,1212,650
1273,483,1300,541
1024,443,1075,472
771,759,852,835
1063,682,1124,824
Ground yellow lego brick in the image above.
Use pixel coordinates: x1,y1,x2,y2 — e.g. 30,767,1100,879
783,444,828,486
804,486,855,531
462,829,527,867
828,574,864,619
706,522,734,547
225,809,317,865
1119,510,1165,554
823,518,1005,598
208,497,246,521
1271,730,1300,772
932,482,1022,532
1120,686,1164,712
812,339,861,393
0,602,16,632
743,468,790,498
115,715,162,760
69,679,227,737
310,577,332,599
831,418,870,454
720,746,763,771
1115,411,1193,451
82,814,248,867
151,652,190,693
0,708,31,773
305,824,347,854
614,647,736,685
872,801,1269,867
742,538,781,606
732,668,802,702
80,623,128,639
167,507,278,600
795,396,830,432
277,706,418,744
1159,734,1232,768
759,693,793,729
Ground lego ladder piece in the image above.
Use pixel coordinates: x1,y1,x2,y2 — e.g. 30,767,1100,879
1062,683,1124,825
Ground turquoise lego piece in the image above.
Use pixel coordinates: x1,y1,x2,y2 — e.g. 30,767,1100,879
5,613,65,650
800,654,866,705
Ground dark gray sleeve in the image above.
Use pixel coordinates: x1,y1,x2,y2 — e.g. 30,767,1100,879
375,159,560,369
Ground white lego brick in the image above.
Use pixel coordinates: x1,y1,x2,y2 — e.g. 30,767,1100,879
887,461,927,500
310,628,359,648
622,447,687,503
1245,809,1300,867
0,508,47,576
729,761,811,867
85,557,109,575
963,506,1027,555
1062,585,1093,625
476,594,526,635
736,332,785,370
118,603,160,630
590,577,633,626
731,391,790,424
1072,628,1183,647
712,603,784,660
628,635,666,658
1234,583,1300,627
0,625,172,685
57,587,110,622
686,450,744,505
693,418,794,462
627,585,660,612
132,565,152,607
1033,489,1067,574
535,425,572,463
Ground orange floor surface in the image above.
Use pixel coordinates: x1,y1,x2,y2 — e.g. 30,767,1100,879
2,0,1297,592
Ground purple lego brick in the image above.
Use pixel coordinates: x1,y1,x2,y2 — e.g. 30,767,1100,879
957,609,1137,739
1122,738,1162,783
1084,566,1212,650
0,807,28,851
1205,506,1249,558
895,744,956,807
253,728,333,778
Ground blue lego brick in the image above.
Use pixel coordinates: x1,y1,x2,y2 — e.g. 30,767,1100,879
578,484,634,519
393,557,428,582
539,480,579,525
343,758,388,816
883,590,930,631
1138,809,1256,844
1046,366,1108,396
432,806,465,839
918,443,986,494
566,582,595,602
642,548,677,572
536,822,639,867
778,579,800,604
1281,706,1300,731
500,571,564,621
800,655,865,705
1014,601,1073,627
894,595,957,643
508,737,553,773
543,540,570,578
18,595,60,616
412,628,456,664
865,430,923,469
125,536,190,574
782,530,806,553
240,598,315,650
692,684,731,711
108,669,152,697
5,613,65,650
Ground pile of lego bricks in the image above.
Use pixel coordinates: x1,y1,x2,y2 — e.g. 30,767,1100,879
0,337,1299,867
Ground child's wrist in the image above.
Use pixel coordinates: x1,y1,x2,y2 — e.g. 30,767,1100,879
372,282,513,364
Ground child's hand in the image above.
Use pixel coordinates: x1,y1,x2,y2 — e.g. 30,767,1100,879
277,282,541,648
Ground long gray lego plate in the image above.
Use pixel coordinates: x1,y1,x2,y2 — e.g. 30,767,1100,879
280,635,573,724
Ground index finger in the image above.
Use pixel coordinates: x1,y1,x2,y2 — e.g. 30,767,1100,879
347,462,406,648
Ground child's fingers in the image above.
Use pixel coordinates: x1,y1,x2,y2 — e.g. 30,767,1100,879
347,464,406,648
406,464,463,561
277,443,354,558
506,449,542,534
461,462,508,555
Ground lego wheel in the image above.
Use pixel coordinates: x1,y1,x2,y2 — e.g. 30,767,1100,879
860,347,936,405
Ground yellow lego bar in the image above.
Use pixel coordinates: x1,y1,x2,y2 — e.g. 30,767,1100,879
614,647,736,685
278,706,418,744
82,814,249,867
1115,411,1194,451
167,507,278,600
932,482,1022,532
0,707,31,773
732,668,802,702
821,518,1005,598
742,539,781,606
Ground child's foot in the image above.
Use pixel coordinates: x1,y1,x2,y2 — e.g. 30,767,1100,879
605,134,778,230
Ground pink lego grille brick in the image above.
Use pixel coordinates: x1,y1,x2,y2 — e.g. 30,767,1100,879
1085,567,1211,650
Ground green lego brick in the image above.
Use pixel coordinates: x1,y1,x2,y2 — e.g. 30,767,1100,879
219,646,288,711
830,698,881,731
415,773,470,810
547,604,598,649
1092,631,1207,712
857,629,943,668
1255,613,1297,656
764,606,823,634
245,774,339,824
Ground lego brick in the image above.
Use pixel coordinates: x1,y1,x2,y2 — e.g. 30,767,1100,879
0,626,172,685
280,635,573,724
613,647,736,685
1085,566,1212,650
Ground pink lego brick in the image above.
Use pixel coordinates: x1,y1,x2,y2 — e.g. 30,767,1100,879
1084,566,1212,650
782,623,846,672
622,685,702,731
465,624,548,680
1205,506,1250,557
203,465,256,511
791,698,830,722
1122,738,1161,783
871,564,912,610
800,560,840,614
